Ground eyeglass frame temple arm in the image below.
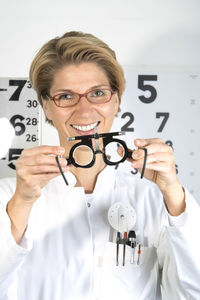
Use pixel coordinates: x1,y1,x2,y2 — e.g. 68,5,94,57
127,147,147,179
56,156,69,185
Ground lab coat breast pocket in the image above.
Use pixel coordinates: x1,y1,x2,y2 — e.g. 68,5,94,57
98,242,159,300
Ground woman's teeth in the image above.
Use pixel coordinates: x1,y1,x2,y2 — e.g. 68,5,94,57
71,122,98,132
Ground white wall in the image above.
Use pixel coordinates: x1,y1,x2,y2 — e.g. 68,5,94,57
0,0,200,77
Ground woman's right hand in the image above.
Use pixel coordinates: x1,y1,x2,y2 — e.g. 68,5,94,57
6,146,68,244
14,145,68,204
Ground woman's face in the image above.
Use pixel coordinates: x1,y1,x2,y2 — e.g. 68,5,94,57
43,62,119,147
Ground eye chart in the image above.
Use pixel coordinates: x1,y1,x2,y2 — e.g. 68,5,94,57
0,72,199,203
0,79,41,176
111,71,200,203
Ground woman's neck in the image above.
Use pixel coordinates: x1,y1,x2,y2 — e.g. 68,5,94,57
70,156,106,193
61,135,106,193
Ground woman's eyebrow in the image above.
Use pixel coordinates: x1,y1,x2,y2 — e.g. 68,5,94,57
53,84,110,94
53,89,74,93
89,84,110,89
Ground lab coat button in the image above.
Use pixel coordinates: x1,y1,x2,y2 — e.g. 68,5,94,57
87,202,91,208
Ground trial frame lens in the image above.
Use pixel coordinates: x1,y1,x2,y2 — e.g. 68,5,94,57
50,89,116,107
72,145,94,167
104,141,126,164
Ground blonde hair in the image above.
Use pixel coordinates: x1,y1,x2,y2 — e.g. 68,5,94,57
29,31,125,124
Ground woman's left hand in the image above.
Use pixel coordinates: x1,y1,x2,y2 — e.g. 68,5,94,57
132,138,176,190
125,138,186,216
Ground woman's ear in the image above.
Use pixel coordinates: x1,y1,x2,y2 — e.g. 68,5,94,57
114,94,120,116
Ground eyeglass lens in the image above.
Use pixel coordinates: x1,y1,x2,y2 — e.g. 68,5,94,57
72,145,94,167
53,89,112,107
104,141,125,163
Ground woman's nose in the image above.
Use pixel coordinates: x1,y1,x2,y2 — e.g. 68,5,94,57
76,96,94,113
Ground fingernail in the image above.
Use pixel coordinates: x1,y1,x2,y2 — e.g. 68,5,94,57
57,147,65,154
63,166,69,172
132,152,139,159
60,159,68,166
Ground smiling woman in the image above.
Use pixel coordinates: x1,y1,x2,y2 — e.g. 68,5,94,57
42,63,119,152
0,31,200,300
29,31,125,127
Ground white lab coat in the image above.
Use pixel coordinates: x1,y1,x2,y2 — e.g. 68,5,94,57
0,166,200,300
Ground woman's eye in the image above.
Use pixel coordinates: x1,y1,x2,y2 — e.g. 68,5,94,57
92,90,105,97
58,94,73,100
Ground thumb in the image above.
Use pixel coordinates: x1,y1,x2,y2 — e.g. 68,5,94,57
117,145,124,157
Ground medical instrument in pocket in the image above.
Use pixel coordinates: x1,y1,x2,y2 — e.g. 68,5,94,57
116,232,120,266
137,244,141,265
128,230,136,264
122,232,128,266
108,202,137,266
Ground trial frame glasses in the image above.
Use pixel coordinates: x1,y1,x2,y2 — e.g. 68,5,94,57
56,131,147,186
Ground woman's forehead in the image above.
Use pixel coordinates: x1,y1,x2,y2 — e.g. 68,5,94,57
50,62,110,93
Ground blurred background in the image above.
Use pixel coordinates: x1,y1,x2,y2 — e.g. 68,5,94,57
1,0,199,75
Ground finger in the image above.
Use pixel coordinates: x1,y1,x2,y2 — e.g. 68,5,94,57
132,143,173,160
117,145,148,164
17,154,68,167
143,161,176,173
134,138,164,148
132,152,174,168
26,172,65,185
25,164,70,175
117,146,133,162
21,145,65,158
